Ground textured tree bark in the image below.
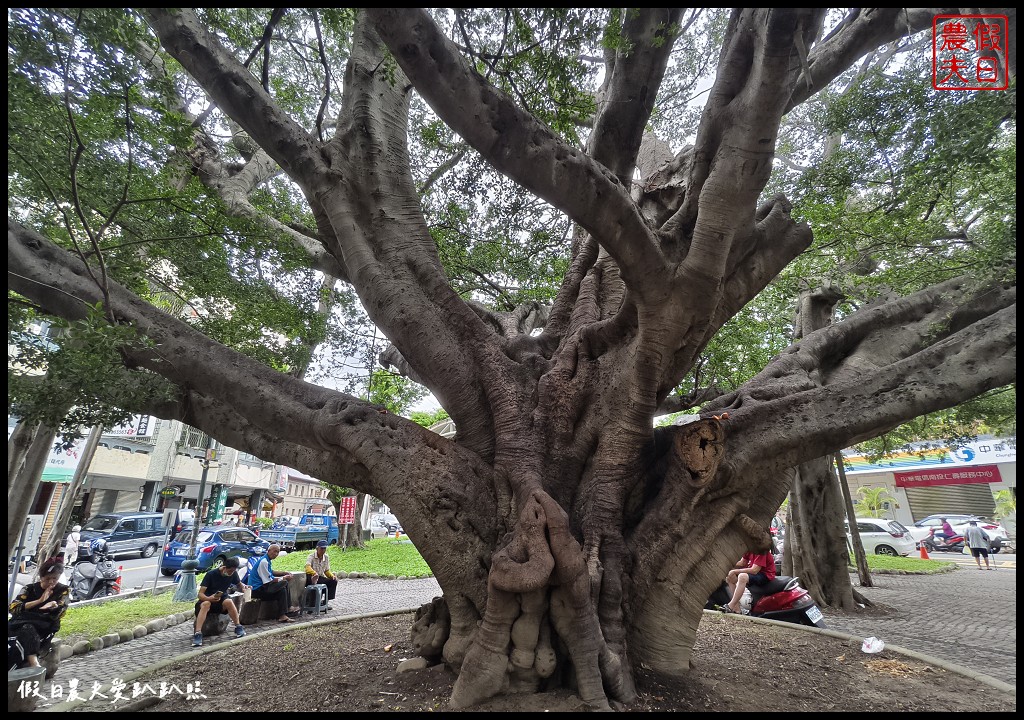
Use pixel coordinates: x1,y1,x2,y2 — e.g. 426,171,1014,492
836,453,873,589
786,284,861,610
7,7,1016,712
7,419,61,560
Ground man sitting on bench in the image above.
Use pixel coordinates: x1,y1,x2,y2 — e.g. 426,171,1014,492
192,556,247,648
248,544,299,623
305,539,337,609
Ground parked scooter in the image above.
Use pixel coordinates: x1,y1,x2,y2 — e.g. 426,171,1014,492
706,575,826,628
68,539,120,602
921,528,965,553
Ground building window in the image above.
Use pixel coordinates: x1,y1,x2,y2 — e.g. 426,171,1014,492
178,425,212,450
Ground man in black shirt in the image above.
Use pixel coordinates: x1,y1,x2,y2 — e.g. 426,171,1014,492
192,556,247,647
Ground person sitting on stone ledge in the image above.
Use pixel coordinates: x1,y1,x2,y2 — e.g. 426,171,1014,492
249,544,299,623
192,556,248,648
305,539,337,609
9,558,69,668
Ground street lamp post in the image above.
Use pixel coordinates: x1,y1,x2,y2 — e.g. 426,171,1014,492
188,436,216,559
173,434,216,602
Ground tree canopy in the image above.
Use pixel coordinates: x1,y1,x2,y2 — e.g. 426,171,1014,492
8,8,1016,711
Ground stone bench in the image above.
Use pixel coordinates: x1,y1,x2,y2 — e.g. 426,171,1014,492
9,666,47,712
200,612,231,636
40,639,62,679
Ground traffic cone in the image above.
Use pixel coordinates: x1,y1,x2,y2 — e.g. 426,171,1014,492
394,530,400,540
116,565,124,592
919,545,930,560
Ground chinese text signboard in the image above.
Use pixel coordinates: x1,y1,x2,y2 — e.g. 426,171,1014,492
933,14,1009,90
894,464,1001,488
105,414,152,438
210,485,228,522
338,496,357,525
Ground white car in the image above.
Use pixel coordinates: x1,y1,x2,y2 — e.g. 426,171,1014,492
906,514,1013,553
846,517,917,557
368,516,399,539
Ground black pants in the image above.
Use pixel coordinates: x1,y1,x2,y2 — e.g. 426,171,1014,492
253,581,290,617
305,574,337,601
9,617,56,657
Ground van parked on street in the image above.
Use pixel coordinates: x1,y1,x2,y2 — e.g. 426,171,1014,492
79,511,166,559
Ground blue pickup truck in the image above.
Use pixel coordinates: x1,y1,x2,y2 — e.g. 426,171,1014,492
258,514,342,550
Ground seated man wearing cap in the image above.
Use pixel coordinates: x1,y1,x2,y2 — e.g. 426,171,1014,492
192,556,247,647
305,539,337,608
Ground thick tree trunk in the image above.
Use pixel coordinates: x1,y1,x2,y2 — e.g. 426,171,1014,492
7,419,60,560
786,284,860,610
836,453,873,588
790,459,860,610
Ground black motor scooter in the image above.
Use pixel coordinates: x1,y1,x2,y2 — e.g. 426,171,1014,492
69,540,120,601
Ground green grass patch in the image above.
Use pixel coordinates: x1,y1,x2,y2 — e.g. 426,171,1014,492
57,591,195,644
849,554,955,574
270,537,432,578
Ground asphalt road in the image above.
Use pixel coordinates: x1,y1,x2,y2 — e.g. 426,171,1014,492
113,555,177,594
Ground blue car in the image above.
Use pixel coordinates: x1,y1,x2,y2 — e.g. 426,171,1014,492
160,526,269,576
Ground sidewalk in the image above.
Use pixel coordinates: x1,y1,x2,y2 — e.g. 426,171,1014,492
35,577,444,710
825,563,1016,686
34,563,1016,709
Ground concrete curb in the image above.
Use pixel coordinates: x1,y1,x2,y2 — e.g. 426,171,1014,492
54,574,434,662
702,608,1016,695
43,606,423,713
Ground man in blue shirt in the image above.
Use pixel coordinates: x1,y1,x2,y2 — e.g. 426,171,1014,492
248,544,298,622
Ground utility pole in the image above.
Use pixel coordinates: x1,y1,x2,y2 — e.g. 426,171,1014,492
188,434,217,559
175,433,216,603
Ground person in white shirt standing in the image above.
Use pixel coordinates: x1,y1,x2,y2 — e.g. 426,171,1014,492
63,525,82,565
62,525,82,584
963,520,992,570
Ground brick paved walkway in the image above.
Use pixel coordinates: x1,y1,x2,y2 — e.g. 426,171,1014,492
825,559,1016,685
32,557,1016,709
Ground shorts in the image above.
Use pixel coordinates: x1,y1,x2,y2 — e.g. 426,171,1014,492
747,572,770,586
970,547,989,558
195,599,230,615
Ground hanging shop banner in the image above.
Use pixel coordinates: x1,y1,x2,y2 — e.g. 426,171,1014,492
893,464,1002,488
210,485,229,522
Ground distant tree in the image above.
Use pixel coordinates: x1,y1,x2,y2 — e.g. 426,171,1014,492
853,487,899,519
409,408,450,429
993,489,1016,522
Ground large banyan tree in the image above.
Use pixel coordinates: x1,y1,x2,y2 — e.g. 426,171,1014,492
8,8,1016,710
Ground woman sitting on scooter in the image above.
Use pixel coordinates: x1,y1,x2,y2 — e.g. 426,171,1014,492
935,518,957,542
9,557,70,668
